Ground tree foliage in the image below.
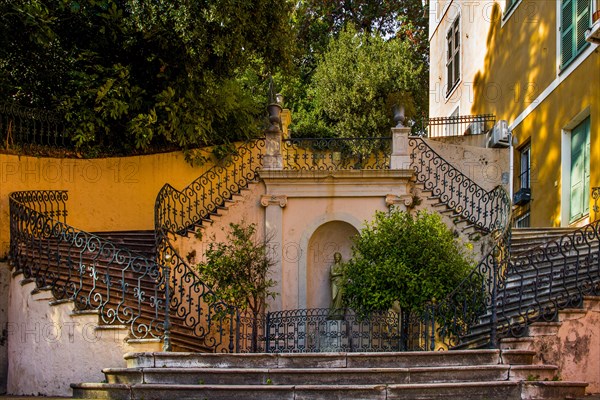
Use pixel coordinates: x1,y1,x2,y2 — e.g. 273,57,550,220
291,25,423,138
0,0,294,153
342,209,474,317
196,222,277,316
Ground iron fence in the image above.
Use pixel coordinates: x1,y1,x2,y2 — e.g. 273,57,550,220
415,114,495,138
264,308,427,353
0,102,67,148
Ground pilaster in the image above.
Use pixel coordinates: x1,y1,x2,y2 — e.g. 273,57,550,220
261,194,287,311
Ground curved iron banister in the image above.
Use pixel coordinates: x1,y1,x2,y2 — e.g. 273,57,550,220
497,220,600,339
155,139,266,236
421,185,513,350
409,136,510,232
9,190,168,341
153,139,267,352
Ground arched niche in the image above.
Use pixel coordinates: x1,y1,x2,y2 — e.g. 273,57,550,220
305,221,359,309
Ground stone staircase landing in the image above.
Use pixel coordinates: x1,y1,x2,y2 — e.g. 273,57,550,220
72,350,587,400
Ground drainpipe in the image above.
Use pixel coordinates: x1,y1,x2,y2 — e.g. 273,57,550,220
509,130,515,201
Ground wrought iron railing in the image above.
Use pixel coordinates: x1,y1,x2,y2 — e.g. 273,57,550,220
416,114,495,138
422,220,512,350
408,134,513,349
9,190,167,341
497,221,600,338
155,139,266,235
153,139,267,352
264,308,426,353
409,136,511,233
1,102,67,148
282,137,391,171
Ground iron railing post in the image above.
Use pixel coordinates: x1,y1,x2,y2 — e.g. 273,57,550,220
490,259,498,349
265,311,271,352
162,265,172,352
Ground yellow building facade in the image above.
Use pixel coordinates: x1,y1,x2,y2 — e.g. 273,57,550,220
428,0,600,227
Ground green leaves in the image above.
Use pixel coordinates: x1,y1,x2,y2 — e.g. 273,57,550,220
0,0,294,154
196,222,277,315
293,24,422,138
343,209,474,318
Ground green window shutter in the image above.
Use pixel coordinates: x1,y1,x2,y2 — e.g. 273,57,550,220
561,0,575,67
583,117,591,212
570,116,591,222
575,0,590,53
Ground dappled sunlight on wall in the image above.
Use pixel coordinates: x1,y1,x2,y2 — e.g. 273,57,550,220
471,1,552,122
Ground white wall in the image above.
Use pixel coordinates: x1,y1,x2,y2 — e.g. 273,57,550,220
6,273,160,396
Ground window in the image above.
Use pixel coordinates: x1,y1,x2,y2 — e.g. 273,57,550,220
446,16,460,94
505,0,519,13
561,0,591,69
569,116,591,222
519,143,531,190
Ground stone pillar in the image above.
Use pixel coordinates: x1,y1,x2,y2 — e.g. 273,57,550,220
390,127,412,170
261,194,287,311
263,103,283,170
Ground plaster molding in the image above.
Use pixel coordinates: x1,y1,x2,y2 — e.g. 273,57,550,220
260,169,414,198
260,194,288,208
385,194,414,208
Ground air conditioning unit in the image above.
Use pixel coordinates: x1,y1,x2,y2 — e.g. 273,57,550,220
586,19,600,44
488,120,510,148
513,188,531,206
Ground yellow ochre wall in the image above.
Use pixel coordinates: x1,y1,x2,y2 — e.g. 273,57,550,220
469,1,600,226
0,151,213,258
430,0,600,226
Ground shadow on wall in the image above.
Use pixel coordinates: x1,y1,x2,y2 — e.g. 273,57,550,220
471,1,559,225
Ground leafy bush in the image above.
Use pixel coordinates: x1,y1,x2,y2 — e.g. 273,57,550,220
196,222,277,316
343,209,475,318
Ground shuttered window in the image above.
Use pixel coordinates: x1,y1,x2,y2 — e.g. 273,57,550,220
446,17,460,94
561,0,591,69
569,116,591,223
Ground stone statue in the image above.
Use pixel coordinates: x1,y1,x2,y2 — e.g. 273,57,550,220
329,252,345,319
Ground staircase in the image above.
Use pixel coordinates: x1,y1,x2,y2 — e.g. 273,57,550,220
71,350,586,399
510,227,580,255
8,135,600,398
451,222,600,350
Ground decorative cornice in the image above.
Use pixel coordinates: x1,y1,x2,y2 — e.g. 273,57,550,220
385,194,413,208
260,194,288,208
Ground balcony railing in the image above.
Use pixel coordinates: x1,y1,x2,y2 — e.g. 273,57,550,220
417,114,496,138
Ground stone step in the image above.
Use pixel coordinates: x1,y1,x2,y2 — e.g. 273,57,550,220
124,350,505,369
71,380,588,400
103,364,519,385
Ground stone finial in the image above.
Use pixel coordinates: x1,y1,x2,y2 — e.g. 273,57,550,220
393,104,406,128
266,103,282,134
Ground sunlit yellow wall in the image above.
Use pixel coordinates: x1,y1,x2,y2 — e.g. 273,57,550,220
511,54,600,226
470,1,557,121
0,151,215,257
429,0,600,226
